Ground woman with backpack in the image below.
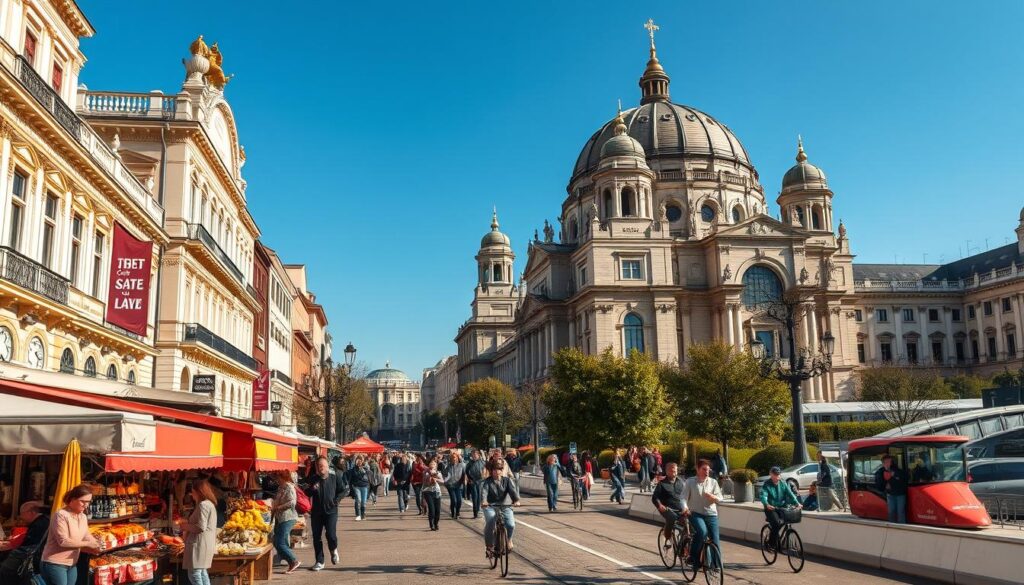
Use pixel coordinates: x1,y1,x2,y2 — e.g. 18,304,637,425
271,471,301,574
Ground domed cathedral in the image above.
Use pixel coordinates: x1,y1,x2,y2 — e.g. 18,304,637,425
453,19,861,403
366,362,421,443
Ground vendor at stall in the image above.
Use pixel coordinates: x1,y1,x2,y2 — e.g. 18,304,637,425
41,485,102,585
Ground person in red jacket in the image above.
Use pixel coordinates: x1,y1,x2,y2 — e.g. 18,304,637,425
411,455,426,515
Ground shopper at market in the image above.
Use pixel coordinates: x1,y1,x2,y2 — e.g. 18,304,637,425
0,501,48,584
348,456,370,521
392,453,412,513
411,455,426,515
180,479,218,585
367,455,382,507
271,471,301,574
41,485,101,585
380,456,392,498
444,451,466,519
305,456,346,570
466,449,486,519
421,459,443,531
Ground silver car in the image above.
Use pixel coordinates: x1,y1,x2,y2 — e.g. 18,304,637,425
757,462,842,493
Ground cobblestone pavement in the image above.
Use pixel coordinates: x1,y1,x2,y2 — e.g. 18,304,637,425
270,481,935,584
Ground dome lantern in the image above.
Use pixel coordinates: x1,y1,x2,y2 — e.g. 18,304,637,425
640,19,670,105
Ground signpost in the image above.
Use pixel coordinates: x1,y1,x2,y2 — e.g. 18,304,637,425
569,442,578,455
192,374,216,393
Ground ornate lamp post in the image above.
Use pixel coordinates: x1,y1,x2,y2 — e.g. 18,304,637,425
751,330,835,465
308,342,357,443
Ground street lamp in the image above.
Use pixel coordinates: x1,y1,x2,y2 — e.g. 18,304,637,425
343,342,357,369
308,342,357,444
752,331,835,465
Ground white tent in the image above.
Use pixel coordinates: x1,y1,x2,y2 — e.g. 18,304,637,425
0,393,156,454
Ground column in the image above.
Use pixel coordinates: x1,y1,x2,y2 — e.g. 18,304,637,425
995,302,1005,360
944,307,955,364
1014,295,1024,359
975,303,986,363
918,307,929,363
808,305,822,402
865,307,876,363
681,308,692,362
725,305,735,348
893,306,904,361
734,305,744,349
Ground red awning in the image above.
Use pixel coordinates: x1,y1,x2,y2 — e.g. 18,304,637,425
340,436,385,454
0,379,295,472
105,422,223,472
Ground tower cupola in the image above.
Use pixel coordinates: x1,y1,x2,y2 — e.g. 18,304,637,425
639,19,670,104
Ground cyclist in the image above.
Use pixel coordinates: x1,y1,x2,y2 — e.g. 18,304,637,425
760,465,801,551
652,462,685,544
482,458,521,554
681,458,723,568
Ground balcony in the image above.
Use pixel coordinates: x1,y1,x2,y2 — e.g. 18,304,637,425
15,55,80,137
0,246,69,304
271,369,293,387
186,223,244,284
79,90,178,120
182,323,256,371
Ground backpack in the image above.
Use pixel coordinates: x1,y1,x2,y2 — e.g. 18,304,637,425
294,487,312,515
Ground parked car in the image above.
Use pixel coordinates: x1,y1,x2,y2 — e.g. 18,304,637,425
757,462,842,493
968,458,1024,518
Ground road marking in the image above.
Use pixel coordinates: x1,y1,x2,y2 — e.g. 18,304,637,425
516,518,670,582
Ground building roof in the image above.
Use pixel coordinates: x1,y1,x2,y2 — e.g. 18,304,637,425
366,362,411,381
853,264,941,281
854,243,1024,283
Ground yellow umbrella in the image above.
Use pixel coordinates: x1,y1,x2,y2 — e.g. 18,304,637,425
52,438,82,515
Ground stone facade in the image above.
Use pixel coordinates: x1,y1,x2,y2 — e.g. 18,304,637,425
366,363,421,443
421,354,458,413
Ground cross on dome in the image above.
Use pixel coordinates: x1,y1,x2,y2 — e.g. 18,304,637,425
644,18,659,49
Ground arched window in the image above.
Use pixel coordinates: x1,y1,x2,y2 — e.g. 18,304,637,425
60,348,74,374
701,204,715,222
127,369,136,384
742,265,784,309
180,367,191,392
84,357,96,377
492,263,502,282
812,208,822,230
570,219,578,240
732,206,743,223
106,364,118,380
624,313,645,354
603,189,613,219
621,187,635,217
795,206,805,227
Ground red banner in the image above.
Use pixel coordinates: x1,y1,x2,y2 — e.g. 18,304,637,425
253,370,270,411
105,223,153,337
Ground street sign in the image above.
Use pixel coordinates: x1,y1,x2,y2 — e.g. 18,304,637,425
270,401,282,413
569,442,577,455
192,374,216,393
504,434,512,447
489,435,496,449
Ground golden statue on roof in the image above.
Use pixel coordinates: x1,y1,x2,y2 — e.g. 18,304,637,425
189,35,210,57
204,42,231,90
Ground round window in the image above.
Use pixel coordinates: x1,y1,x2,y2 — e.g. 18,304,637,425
700,205,715,222
665,204,683,222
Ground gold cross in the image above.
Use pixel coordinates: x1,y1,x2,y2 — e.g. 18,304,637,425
644,18,659,49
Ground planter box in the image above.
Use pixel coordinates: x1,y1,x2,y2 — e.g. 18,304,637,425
734,482,754,503
600,469,611,480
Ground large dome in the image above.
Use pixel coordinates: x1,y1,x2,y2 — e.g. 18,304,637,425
366,362,410,382
572,102,752,182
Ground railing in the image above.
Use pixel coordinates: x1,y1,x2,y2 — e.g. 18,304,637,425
976,493,1024,530
183,323,257,370
186,223,244,283
271,369,293,387
7,55,163,226
691,170,717,181
81,91,177,119
657,170,684,180
0,246,69,304
856,264,1024,293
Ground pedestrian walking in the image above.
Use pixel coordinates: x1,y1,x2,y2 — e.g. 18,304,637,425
874,454,908,523
638,447,652,493
710,449,728,486
304,457,347,571
543,454,563,512
581,452,594,500
610,452,626,504
466,449,486,519
411,455,426,515
271,471,301,573
392,453,412,513
380,456,392,497
506,449,524,483
40,485,101,585
180,479,218,585
422,460,443,531
444,451,466,519
347,456,370,521
816,452,835,512
367,456,382,507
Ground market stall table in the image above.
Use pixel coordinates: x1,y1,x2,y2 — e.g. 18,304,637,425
170,543,273,585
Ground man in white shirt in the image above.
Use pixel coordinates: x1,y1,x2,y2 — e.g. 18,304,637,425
681,458,724,568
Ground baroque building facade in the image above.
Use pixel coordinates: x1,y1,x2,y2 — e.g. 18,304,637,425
366,363,421,443
455,22,1024,403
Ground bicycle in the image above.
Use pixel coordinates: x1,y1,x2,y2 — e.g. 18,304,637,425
485,504,513,577
656,512,688,569
570,476,585,510
760,507,805,573
679,516,724,585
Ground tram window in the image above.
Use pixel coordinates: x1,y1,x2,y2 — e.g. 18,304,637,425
958,421,981,440
851,449,890,487
969,463,997,484
907,445,937,483
994,440,1024,457
1006,413,1024,429
980,417,1004,435
998,462,1024,480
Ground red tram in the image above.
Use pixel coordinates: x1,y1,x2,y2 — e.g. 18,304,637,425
846,435,991,528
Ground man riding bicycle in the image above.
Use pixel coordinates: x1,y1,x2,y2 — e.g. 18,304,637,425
652,462,685,542
482,458,521,554
681,459,724,567
760,465,801,550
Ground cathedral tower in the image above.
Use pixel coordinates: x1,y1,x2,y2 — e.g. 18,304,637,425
777,137,834,233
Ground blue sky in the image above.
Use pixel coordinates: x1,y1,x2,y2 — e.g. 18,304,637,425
77,1,1024,378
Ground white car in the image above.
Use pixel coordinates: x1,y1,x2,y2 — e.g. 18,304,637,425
757,462,842,493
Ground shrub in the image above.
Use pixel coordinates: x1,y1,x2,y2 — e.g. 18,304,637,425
657,444,683,468
729,468,757,484
727,448,759,472
782,421,895,443
685,440,723,470
746,442,819,475
597,449,617,469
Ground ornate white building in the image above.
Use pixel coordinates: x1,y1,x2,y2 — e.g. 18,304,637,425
366,363,421,443
454,22,1024,404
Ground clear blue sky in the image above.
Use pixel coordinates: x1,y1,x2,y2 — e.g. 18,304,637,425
77,1,1024,379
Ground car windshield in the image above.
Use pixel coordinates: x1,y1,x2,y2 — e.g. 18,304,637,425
907,442,967,484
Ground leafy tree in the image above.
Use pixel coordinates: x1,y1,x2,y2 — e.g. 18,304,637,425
545,348,671,453
992,369,1021,389
662,341,789,461
293,395,324,437
946,374,992,399
857,367,953,426
332,365,376,443
448,378,527,448
421,410,446,442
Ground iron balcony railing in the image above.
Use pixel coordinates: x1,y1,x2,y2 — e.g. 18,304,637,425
271,369,292,386
0,246,69,304
15,56,81,137
183,323,257,370
186,223,244,283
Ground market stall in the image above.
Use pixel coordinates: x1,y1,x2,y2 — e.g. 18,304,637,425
339,435,385,454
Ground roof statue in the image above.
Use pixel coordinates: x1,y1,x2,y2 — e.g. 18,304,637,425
183,35,211,82
205,42,231,90
190,35,210,57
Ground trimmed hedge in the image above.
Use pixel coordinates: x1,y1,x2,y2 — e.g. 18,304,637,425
747,442,820,476
783,421,895,443
684,440,758,472
729,468,757,484
597,449,617,469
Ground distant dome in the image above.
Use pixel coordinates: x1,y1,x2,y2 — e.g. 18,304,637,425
480,210,511,248
366,362,410,381
781,139,828,194
600,109,646,160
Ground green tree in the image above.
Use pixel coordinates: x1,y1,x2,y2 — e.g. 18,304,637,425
857,366,953,426
448,378,527,448
946,374,992,399
331,365,376,443
545,348,671,453
421,410,446,442
662,341,789,460
992,369,1021,389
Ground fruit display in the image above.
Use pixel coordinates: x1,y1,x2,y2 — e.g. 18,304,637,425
89,523,151,550
215,542,246,556
216,500,272,555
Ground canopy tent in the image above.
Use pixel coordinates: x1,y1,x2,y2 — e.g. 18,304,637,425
340,436,385,454
0,379,285,471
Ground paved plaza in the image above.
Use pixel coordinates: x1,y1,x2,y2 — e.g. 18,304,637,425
277,480,933,584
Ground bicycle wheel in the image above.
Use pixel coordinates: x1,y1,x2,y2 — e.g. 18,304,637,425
759,524,777,565
488,524,499,570
679,535,697,582
784,529,804,573
658,529,677,569
497,524,510,577
702,542,724,585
